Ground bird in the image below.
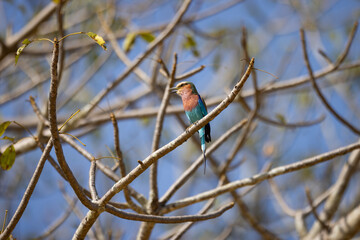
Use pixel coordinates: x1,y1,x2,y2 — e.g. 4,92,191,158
170,81,211,173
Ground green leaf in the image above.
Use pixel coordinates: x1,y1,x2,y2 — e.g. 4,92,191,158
52,0,60,3
123,32,137,53
140,117,151,126
15,39,32,65
0,145,16,170
191,49,200,57
182,34,200,58
0,121,11,137
1,136,15,142
139,32,155,43
182,34,197,49
86,32,107,50
275,113,286,124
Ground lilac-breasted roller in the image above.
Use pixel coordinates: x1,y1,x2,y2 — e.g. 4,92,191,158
170,81,211,173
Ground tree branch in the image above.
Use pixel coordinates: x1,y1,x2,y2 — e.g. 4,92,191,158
305,147,360,239
160,141,360,214
105,202,234,223
48,38,96,210
300,28,360,135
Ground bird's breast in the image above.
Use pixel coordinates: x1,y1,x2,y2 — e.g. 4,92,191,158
182,94,199,112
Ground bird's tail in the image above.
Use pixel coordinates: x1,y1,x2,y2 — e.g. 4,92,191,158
199,128,207,174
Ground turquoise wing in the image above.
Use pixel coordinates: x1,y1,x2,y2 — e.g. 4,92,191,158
198,95,208,116
198,95,211,143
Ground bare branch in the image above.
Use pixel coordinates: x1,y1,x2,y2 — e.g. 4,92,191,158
300,28,360,135
175,65,205,81
305,188,331,232
104,202,234,223
326,203,360,239
268,179,297,217
110,113,146,214
318,49,333,65
161,141,360,214
89,161,99,201
334,21,358,67
48,39,96,210
149,54,177,211
305,147,360,239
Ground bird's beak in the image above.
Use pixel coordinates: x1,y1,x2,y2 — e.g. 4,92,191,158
170,87,178,93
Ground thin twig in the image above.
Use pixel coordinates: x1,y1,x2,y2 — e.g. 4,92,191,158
318,49,333,65
334,21,358,67
110,113,146,214
158,58,170,78
268,179,297,217
241,26,260,110
89,160,99,201
305,188,331,233
56,0,65,84
110,112,125,174
174,65,205,81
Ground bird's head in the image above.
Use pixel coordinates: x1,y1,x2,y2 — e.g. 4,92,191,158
170,81,198,96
